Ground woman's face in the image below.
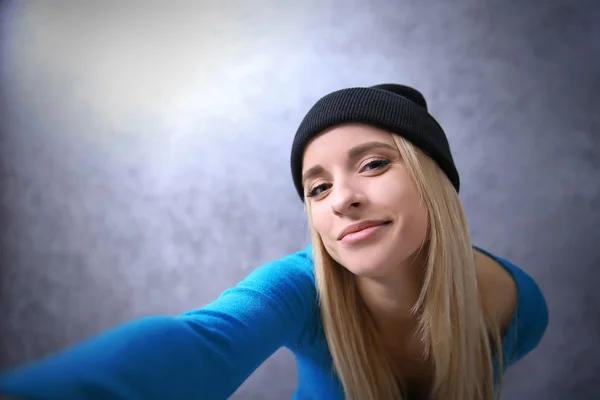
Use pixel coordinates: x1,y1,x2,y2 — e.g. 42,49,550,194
302,124,429,278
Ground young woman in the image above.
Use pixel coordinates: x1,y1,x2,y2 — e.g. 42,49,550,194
0,84,548,400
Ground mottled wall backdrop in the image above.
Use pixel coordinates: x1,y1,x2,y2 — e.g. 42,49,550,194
1,1,599,399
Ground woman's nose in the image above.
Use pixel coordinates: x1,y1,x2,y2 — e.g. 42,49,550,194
330,184,363,216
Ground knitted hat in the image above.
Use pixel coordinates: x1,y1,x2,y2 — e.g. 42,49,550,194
290,83,460,201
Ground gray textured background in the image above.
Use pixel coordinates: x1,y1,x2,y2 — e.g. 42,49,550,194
1,1,599,399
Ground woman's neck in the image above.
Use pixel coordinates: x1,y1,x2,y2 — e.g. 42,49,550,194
356,263,425,341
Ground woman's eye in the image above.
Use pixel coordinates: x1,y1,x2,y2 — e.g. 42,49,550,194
362,159,391,172
306,160,390,198
307,183,331,198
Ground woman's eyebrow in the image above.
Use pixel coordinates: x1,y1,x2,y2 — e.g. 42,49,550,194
347,141,397,160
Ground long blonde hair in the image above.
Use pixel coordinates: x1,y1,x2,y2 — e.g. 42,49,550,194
305,134,503,399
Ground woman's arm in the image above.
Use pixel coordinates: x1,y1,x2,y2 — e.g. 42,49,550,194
0,249,317,400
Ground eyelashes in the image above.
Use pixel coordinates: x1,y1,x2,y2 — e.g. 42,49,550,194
306,184,330,198
306,158,392,198
362,158,391,172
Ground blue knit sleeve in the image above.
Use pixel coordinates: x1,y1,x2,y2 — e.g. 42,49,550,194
502,258,549,366
0,249,317,400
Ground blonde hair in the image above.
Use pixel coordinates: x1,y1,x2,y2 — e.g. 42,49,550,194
305,134,503,399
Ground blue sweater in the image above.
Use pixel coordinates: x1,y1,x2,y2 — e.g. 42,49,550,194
0,245,548,399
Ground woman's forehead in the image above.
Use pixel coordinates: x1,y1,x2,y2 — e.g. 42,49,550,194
303,125,395,162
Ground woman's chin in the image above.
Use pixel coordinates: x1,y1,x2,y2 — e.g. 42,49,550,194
338,253,392,278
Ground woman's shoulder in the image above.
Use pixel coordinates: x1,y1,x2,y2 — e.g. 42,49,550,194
233,244,322,348
240,244,316,291
223,245,319,320
473,246,549,366
473,247,518,334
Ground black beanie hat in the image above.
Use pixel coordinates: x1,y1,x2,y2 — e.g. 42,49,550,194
290,83,460,201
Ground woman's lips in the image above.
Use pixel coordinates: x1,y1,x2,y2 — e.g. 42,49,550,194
338,221,391,245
